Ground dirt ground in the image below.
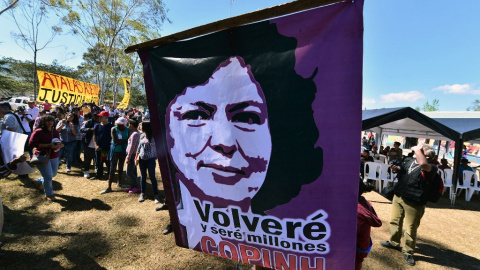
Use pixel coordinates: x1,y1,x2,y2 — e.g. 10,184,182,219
0,161,479,269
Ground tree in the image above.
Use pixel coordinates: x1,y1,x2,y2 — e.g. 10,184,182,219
0,57,81,96
0,0,19,16
422,98,439,112
56,0,169,104
5,0,62,99
467,100,480,111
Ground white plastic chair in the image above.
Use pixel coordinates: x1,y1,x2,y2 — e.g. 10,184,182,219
374,160,384,164
379,163,396,190
456,171,475,201
378,154,387,164
363,162,383,191
467,172,480,201
442,169,454,199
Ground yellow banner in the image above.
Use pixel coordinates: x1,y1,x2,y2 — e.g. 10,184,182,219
36,71,99,105
117,77,131,109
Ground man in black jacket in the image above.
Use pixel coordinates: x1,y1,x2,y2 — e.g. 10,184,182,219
380,144,438,266
80,113,96,178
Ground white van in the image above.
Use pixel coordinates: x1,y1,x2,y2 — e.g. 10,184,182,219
8,96,30,110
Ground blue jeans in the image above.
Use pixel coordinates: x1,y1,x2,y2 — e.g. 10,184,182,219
61,141,76,169
139,158,158,195
126,156,138,188
35,158,59,197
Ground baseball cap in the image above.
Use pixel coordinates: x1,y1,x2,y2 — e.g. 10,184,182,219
17,106,25,112
97,111,109,117
115,117,127,125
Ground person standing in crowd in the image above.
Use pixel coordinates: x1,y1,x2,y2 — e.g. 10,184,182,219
135,121,160,203
82,103,91,115
125,119,141,194
16,106,33,156
56,112,80,173
26,100,39,131
42,100,52,112
33,110,46,131
101,117,129,194
72,107,84,165
381,144,438,266
29,115,64,201
0,145,27,259
458,158,473,185
0,102,23,134
387,142,402,163
92,111,112,180
356,180,382,270
80,113,96,178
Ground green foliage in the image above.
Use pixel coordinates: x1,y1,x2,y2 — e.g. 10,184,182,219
0,57,82,96
422,98,439,112
129,85,146,107
55,0,169,103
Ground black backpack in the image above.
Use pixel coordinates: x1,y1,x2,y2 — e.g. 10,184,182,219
421,170,444,203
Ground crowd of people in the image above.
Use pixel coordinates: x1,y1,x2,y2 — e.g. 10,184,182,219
0,99,164,258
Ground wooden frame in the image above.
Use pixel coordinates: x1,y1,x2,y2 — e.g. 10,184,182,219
125,0,346,53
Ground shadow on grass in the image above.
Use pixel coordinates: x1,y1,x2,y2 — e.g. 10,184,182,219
14,174,64,193
3,205,77,239
1,232,109,269
426,193,480,212
54,194,112,212
415,242,480,269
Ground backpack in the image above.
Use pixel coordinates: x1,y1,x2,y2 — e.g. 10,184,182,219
421,170,444,203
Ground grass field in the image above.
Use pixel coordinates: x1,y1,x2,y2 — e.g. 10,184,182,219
0,161,479,269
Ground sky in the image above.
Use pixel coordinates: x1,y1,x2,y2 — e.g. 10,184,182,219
0,0,479,111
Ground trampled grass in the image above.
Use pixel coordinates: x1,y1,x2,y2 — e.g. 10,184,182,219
0,161,479,269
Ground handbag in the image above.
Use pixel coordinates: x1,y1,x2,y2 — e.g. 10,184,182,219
380,185,395,201
30,151,50,166
30,130,53,166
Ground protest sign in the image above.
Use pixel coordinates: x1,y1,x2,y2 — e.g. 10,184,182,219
36,71,99,104
0,130,34,175
117,78,131,109
135,0,363,269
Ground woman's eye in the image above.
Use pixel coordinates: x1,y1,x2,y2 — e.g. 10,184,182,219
181,110,209,120
232,112,260,124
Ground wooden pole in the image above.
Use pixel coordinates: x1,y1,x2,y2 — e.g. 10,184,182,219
125,0,346,53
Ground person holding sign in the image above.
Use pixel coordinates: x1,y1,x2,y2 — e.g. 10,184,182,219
29,115,64,201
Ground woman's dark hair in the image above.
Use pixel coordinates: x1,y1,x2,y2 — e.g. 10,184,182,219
129,119,139,128
151,21,323,214
141,121,152,141
68,112,79,125
39,115,55,132
84,113,92,120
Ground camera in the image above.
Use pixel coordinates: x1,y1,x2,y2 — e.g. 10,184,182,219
389,159,402,167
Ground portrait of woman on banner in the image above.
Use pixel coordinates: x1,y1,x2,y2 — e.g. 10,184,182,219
157,21,324,249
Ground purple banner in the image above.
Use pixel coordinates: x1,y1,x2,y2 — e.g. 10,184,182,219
139,1,364,269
